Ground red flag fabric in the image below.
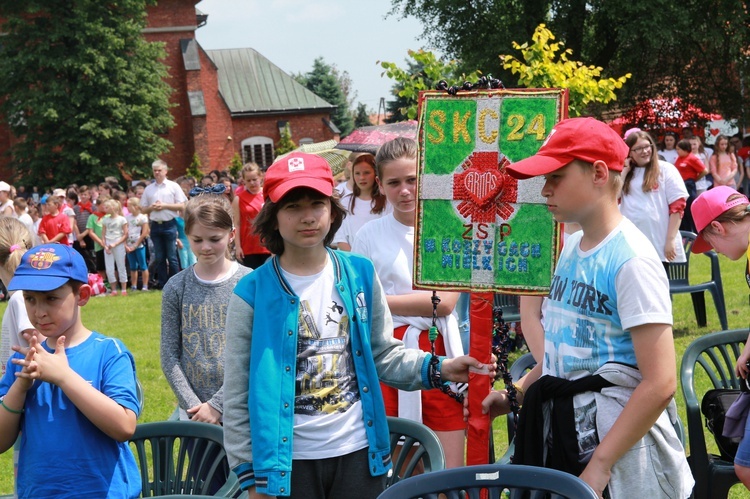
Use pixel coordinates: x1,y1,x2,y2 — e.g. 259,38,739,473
467,292,494,465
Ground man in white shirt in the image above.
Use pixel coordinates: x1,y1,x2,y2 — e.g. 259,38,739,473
140,159,186,289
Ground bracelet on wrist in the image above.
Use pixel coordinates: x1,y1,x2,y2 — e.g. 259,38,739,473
1,399,23,415
428,355,444,389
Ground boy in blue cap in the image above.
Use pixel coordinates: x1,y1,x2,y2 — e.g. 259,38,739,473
0,244,141,498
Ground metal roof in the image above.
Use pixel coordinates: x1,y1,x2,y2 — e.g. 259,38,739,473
206,48,335,115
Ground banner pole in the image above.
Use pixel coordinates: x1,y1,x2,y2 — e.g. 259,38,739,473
467,292,494,465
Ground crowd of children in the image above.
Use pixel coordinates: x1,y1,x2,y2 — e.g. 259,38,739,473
0,168,245,299
3,121,750,498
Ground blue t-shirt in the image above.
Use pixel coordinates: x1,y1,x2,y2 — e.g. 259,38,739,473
542,219,672,380
0,331,141,498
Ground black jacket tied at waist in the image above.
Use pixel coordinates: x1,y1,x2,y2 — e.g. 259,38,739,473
513,373,614,475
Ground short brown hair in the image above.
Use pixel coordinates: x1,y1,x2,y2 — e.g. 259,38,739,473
677,139,692,152
254,187,346,255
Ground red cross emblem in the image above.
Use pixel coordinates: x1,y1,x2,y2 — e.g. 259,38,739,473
452,151,518,224
288,157,305,172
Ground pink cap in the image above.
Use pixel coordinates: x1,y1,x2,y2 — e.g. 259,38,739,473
506,117,630,180
263,152,335,203
623,127,642,139
691,186,750,253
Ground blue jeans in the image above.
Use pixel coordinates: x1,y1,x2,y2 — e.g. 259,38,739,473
150,219,179,288
735,404,750,467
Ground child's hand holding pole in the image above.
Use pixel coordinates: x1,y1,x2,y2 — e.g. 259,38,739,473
441,355,496,382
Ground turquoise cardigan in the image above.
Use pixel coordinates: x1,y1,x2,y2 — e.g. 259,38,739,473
224,249,433,496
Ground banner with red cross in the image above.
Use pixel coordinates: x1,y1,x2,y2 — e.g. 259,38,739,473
415,88,568,295
414,88,568,466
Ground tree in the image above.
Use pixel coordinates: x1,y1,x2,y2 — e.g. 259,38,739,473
275,123,296,156
503,24,631,117
228,152,243,180
390,0,750,122
353,103,372,128
0,0,174,187
388,1,548,84
295,58,355,136
186,153,202,182
380,49,480,121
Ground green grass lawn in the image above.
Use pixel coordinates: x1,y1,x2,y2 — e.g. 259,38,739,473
0,252,749,496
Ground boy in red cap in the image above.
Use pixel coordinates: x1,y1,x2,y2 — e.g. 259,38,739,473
222,152,490,499
479,118,693,498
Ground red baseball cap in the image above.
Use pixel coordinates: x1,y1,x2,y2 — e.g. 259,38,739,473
506,117,630,179
263,152,335,203
691,186,750,253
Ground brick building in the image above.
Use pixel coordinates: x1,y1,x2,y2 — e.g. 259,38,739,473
0,1,339,181
144,0,339,176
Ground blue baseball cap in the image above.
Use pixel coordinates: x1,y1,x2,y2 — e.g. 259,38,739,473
8,244,88,292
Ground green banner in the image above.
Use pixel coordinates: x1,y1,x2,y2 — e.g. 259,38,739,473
415,89,567,294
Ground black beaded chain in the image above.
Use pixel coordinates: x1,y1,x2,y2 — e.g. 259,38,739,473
435,74,504,95
428,291,465,404
492,306,520,427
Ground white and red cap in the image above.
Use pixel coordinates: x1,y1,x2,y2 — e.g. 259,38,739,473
263,152,335,203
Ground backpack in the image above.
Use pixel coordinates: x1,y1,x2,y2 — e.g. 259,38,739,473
701,389,742,461
88,273,106,296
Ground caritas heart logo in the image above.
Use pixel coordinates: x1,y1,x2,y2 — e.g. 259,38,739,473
704,119,738,145
452,151,518,224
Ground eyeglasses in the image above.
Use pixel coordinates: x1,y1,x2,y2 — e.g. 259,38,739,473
189,184,227,197
631,144,652,154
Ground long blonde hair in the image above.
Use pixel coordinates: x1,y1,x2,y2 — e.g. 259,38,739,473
102,198,123,216
0,218,33,278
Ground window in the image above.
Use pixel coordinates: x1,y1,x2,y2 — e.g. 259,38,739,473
241,136,274,169
299,137,314,145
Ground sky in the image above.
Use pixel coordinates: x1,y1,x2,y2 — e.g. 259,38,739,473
195,0,428,115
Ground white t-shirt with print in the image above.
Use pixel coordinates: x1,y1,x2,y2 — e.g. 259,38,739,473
282,256,368,460
126,213,148,248
542,218,672,381
542,219,672,462
102,214,127,244
619,160,688,262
